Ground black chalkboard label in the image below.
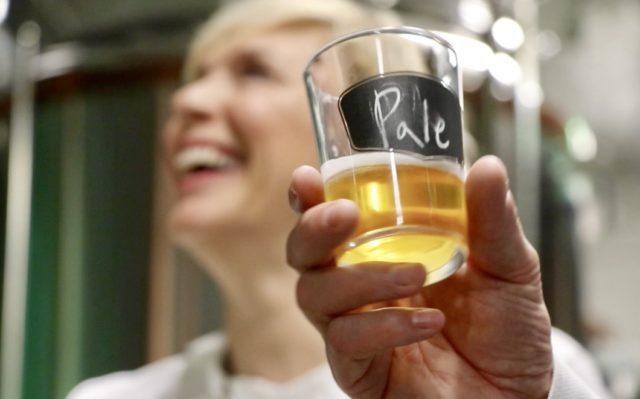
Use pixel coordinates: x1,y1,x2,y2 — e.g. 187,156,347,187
338,72,463,162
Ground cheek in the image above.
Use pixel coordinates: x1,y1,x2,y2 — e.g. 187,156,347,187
230,90,318,166
162,117,179,163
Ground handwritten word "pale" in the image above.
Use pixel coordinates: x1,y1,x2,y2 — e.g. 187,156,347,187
373,86,449,150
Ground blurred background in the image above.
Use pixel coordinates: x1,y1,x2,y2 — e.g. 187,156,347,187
0,0,638,398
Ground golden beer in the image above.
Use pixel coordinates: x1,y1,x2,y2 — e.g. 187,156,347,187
322,152,467,285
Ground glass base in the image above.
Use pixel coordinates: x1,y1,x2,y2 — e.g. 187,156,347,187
336,225,467,286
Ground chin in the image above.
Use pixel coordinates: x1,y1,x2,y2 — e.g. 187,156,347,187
169,192,296,252
168,190,245,241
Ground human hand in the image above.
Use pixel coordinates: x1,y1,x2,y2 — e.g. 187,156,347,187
286,156,553,399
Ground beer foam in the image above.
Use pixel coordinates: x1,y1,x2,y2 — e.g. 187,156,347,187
321,152,464,182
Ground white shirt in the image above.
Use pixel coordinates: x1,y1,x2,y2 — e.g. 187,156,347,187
67,328,610,399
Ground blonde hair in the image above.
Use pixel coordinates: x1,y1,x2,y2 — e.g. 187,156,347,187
183,0,402,80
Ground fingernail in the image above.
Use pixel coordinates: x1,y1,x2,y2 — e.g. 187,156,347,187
288,186,301,213
393,264,424,286
412,310,443,329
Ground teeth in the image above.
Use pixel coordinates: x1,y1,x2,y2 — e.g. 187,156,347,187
174,147,239,173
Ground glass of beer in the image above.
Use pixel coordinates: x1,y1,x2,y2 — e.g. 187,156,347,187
304,27,467,286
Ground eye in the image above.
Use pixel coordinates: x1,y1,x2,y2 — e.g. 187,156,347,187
236,56,272,80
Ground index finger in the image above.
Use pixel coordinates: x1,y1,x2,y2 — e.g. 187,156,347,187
286,199,359,272
289,165,324,213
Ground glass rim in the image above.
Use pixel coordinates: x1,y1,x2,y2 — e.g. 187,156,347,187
303,25,458,75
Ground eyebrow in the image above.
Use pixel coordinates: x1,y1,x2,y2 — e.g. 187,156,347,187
195,35,293,81
231,46,272,66
196,45,268,76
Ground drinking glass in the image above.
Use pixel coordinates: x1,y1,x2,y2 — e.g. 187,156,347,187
304,27,466,286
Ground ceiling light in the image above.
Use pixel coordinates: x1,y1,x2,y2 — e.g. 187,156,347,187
489,52,522,86
538,30,562,60
565,117,598,162
0,0,9,25
488,52,522,101
458,0,494,34
491,17,525,52
434,31,494,92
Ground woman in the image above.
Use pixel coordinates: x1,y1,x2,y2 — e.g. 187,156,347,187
69,0,609,398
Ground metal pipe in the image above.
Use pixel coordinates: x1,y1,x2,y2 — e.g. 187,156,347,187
1,21,40,399
513,0,541,248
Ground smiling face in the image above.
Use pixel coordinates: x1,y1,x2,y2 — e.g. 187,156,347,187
164,24,329,250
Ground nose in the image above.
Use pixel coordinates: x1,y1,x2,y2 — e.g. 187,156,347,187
170,71,233,122
163,71,234,164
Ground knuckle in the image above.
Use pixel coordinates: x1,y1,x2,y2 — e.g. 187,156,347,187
294,211,317,242
285,222,310,269
525,243,541,270
285,250,298,270
285,232,299,267
518,242,542,282
326,320,353,355
295,274,315,311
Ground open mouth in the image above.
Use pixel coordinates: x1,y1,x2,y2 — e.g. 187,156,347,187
173,146,244,192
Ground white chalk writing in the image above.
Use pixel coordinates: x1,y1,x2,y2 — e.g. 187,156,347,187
373,85,448,150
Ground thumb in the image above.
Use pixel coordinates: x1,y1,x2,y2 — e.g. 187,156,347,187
465,156,540,284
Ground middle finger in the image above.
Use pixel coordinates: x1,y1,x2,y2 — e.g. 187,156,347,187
297,262,426,328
